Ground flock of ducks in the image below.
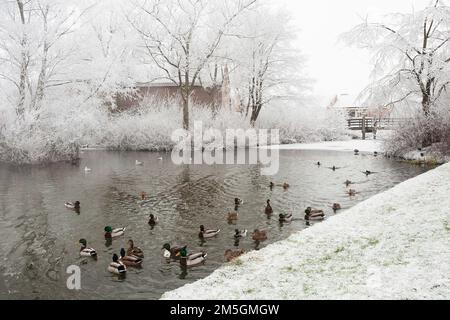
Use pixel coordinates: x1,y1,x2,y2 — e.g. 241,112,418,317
69,150,379,276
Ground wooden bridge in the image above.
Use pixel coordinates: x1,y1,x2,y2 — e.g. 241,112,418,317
347,117,407,131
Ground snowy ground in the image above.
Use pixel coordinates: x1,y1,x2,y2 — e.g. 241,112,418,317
161,162,450,300
260,139,383,154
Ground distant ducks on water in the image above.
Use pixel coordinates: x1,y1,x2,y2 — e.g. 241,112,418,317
269,182,290,190
65,201,80,210
316,161,321,166
148,214,158,226
347,189,357,196
157,157,163,161
224,249,245,262
363,170,376,176
354,149,359,155
269,182,275,190
79,239,97,258
265,200,273,215
84,166,91,172
282,183,290,190
234,229,248,239
304,207,324,221
332,203,342,212
119,248,143,268
135,160,144,166
227,211,239,221
234,198,244,206
328,165,342,171
345,180,353,187
374,151,378,157
279,213,293,223
252,229,267,241
140,191,147,200
104,226,126,239
199,225,220,239
108,254,126,275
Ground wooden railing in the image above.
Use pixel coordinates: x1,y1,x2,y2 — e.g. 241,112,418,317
347,118,408,131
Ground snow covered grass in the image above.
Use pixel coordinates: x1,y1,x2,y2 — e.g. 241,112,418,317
161,162,450,300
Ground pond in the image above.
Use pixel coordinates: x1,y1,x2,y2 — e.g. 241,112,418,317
0,149,431,299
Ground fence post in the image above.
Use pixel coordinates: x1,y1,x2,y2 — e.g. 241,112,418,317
361,115,366,140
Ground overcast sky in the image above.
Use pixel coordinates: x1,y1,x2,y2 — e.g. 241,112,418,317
280,0,431,105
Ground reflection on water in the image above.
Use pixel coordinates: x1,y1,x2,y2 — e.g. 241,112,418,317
0,149,431,299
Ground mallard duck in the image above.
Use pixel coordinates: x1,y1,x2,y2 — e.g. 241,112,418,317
304,210,324,221
107,254,126,275
347,189,357,196
178,247,207,267
374,151,378,157
363,170,376,176
332,203,342,211
140,191,147,200
269,182,275,189
157,157,163,160
199,225,220,239
316,161,321,166
265,200,273,215
252,229,267,241
119,248,143,267
84,166,91,172
135,160,143,166
279,213,293,222
354,149,360,155
127,239,144,258
104,226,126,239
224,249,245,262
282,183,290,190
328,165,341,171
162,243,185,259
148,214,158,226
344,180,353,186
227,211,238,221
65,201,80,210
234,198,244,206
304,207,324,219
79,239,97,257
234,229,248,239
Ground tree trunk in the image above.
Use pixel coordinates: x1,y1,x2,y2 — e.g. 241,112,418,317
182,95,189,130
16,0,27,118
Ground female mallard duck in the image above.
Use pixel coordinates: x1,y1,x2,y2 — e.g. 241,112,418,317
234,198,244,206
304,207,324,221
279,213,293,223
332,203,342,211
108,254,126,275
148,214,158,226
65,201,80,210
347,189,357,196
265,200,273,215
119,248,143,267
199,225,220,239
178,247,208,267
282,183,290,190
162,243,186,259
224,249,245,262
104,226,126,239
140,191,147,200
79,239,97,257
127,239,144,258
234,229,248,239
252,229,267,241
227,211,238,221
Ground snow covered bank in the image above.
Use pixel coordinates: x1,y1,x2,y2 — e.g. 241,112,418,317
260,139,383,154
161,162,450,300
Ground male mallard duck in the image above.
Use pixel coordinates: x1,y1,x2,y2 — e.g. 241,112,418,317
199,225,220,239
119,248,143,267
347,189,357,196
148,214,158,226
135,160,144,166
279,213,293,223
227,211,239,221
304,207,324,221
363,170,376,176
282,183,290,190
265,200,273,215
79,239,97,257
65,201,80,210
127,239,144,258
224,249,245,262
107,254,126,275
269,182,275,189
162,243,186,259
252,229,267,241
84,166,91,172
234,229,248,239
104,226,126,239
332,203,342,211
178,247,207,267
234,198,244,206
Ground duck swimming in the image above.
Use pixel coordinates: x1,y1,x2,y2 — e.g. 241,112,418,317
108,254,126,275
344,180,353,187
282,183,290,190
79,239,97,258
104,226,126,239
162,243,186,259
84,166,91,172
65,201,80,210
234,229,248,239
178,247,207,267
269,182,275,189
148,214,158,226
140,191,147,200
347,189,357,196
265,200,273,215
304,207,324,221
316,161,321,166
279,213,293,223
363,170,376,176
227,211,239,221
119,248,143,267
252,229,268,241
224,249,245,262
135,160,144,166
354,149,360,155
234,198,244,206
199,225,220,239
332,203,342,211
127,239,144,258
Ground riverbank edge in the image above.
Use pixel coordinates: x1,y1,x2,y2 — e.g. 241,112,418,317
161,161,450,299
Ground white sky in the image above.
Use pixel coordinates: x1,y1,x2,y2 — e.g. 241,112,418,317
280,0,431,105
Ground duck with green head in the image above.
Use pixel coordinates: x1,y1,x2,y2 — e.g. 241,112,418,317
104,226,126,239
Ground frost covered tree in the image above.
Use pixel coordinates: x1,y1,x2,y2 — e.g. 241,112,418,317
342,0,450,117
128,0,256,130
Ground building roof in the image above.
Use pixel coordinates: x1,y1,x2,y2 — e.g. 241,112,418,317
327,93,365,109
